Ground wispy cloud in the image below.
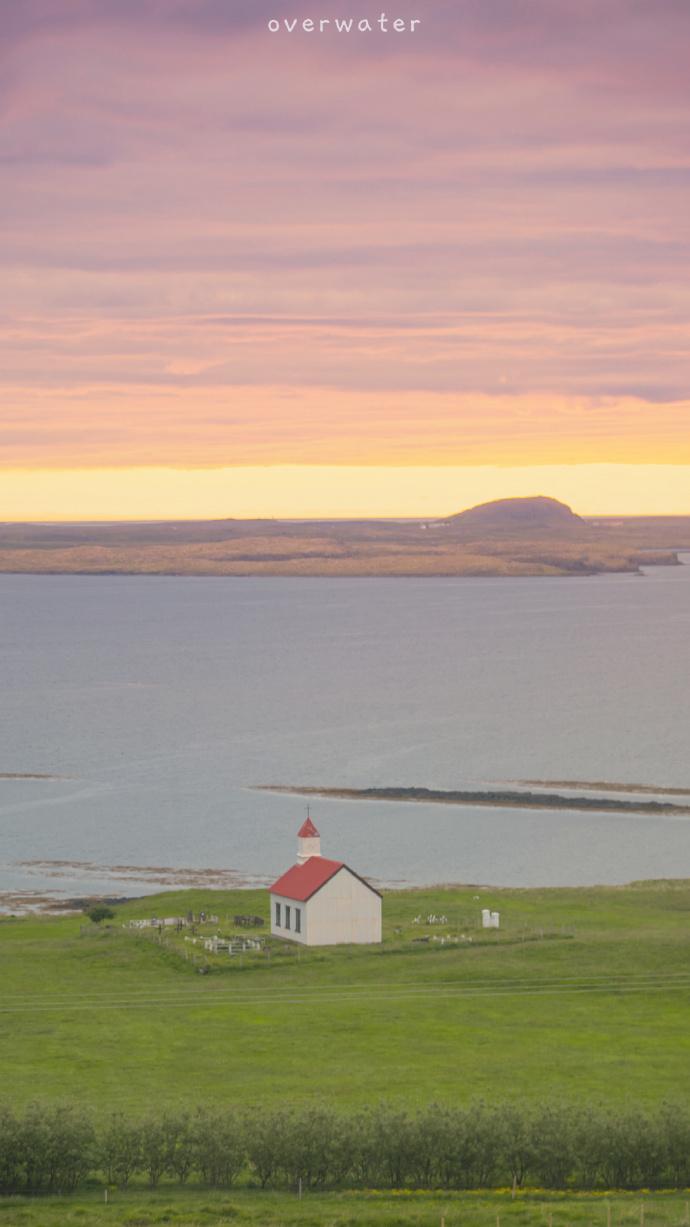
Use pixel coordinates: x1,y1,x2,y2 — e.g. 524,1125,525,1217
1,0,689,472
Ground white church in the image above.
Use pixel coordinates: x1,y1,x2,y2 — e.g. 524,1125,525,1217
268,817,382,947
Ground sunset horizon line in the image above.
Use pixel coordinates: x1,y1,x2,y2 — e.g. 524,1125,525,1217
3,463,690,522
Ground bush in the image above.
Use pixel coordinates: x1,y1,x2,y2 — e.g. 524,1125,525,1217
99,1112,142,1188
87,905,115,923
1,1098,689,1194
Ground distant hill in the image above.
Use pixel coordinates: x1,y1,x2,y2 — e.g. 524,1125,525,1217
443,496,585,534
0,501,683,576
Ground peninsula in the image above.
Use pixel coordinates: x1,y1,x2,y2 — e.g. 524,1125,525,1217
256,783,690,818
0,497,687,578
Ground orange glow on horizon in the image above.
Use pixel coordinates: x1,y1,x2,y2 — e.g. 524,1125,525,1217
2,464,690,521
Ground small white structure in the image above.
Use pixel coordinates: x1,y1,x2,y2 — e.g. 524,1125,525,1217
268,817,382,947
482,908,500,929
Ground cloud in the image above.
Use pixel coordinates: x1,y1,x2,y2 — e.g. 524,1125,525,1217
0,0,688,472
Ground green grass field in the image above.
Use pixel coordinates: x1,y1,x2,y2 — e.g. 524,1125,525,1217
1,1188,690,1227
1,880,690,1114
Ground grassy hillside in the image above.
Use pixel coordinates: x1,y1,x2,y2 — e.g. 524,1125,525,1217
1,882,690,1115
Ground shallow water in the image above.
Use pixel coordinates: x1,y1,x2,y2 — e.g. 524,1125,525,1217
1,557,689,902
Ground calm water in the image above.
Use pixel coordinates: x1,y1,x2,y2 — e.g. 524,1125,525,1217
1,560,689,903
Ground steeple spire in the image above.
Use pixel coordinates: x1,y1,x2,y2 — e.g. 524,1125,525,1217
297,813,321,862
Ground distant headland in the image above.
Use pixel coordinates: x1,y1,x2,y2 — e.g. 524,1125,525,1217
445,495,585,533
0,497,686,578
256,783,690,818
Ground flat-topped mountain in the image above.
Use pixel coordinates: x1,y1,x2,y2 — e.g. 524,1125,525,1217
443,496,585,534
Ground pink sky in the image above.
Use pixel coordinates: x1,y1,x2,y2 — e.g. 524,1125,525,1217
1,1,689,512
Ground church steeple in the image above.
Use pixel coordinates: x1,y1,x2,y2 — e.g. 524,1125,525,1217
297,813,321,862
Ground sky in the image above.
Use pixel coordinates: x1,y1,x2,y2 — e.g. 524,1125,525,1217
1,0,689,518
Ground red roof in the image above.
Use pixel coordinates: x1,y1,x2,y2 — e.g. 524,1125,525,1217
297,816,319,838
269,856,343,902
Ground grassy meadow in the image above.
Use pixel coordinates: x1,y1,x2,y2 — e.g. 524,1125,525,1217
2,1189,690,1227
1,881,690,1114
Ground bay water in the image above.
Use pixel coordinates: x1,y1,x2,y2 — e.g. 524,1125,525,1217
1,559,689,904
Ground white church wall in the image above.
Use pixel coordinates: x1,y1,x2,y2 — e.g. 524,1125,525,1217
305,868,381,946
270,892,309,945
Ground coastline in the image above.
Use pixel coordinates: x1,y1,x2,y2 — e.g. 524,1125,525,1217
254,783,690,818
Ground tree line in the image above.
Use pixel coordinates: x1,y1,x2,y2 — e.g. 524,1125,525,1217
2,1101,690,1195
